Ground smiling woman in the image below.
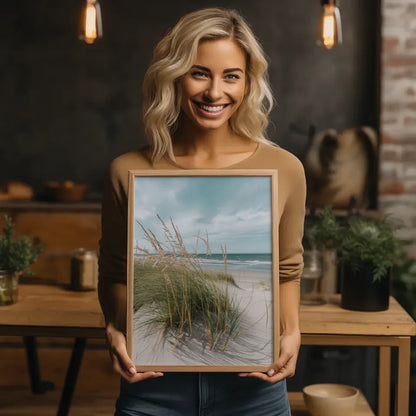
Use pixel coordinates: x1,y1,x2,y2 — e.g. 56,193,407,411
98,7,306,416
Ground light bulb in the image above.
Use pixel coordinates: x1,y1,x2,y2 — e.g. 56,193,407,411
85,4,97,44
79,0,103,44
319,0,342,50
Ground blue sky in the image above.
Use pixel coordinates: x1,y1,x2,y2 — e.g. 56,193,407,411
134,176,272,254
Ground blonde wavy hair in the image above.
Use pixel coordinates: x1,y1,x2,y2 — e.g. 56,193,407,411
142,8,275,162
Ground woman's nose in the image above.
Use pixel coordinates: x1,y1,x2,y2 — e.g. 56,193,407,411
203,79,222,102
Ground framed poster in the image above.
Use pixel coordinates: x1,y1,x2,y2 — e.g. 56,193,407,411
127,169,279,372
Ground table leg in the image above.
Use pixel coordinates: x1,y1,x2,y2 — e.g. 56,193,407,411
395,337,410,416
57,337,87,416
378,346,391,416
23,336,55,394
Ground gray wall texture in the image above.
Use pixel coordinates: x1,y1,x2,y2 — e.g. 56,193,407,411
0,0,378,195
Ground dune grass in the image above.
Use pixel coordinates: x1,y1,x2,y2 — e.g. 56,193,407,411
134,215,242,351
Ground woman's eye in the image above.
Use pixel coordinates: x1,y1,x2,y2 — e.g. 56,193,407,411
191,71,208,78
225,73,240,80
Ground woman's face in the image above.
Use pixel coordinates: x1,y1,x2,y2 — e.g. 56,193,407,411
180,38,247,132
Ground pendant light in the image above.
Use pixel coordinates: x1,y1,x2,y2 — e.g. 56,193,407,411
79,0,103,44
318,0,342,49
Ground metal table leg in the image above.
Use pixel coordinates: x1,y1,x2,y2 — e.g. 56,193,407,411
57,337,87,416
23,336,55,394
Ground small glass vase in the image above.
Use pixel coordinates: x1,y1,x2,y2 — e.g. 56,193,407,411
0,270,19,306
301,249,326,305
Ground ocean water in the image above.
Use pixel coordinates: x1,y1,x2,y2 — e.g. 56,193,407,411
134,252,272,273
197,253,272,273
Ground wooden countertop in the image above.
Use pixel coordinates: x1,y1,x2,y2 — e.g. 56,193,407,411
300,295,416,336
0,285,414,338
0,284,105,337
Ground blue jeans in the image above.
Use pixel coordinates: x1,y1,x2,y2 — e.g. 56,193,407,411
115,373,291,416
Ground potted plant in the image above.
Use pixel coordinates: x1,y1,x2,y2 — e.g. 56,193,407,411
310,206,404,311
0,215,43,305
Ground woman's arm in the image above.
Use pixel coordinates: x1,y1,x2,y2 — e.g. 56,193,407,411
240,153,305,382
98,159,162,382
98,279,163,382
276,281,301,380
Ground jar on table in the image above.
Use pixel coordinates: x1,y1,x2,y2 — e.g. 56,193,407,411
70,249,98,291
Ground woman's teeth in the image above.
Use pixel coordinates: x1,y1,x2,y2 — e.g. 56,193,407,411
197,103,227,113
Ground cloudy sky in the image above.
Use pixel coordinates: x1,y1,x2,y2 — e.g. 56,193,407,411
134,176,272,254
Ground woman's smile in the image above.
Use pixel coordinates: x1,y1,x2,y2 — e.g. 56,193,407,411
193,101,231,117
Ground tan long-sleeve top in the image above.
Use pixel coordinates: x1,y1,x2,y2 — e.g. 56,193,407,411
99,142,306,284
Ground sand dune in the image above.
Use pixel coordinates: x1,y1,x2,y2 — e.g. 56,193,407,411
132,268,275,367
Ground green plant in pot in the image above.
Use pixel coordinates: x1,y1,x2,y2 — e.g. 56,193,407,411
312,206,404,311
0,215,44,305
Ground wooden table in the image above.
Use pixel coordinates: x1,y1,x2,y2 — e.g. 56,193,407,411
0,284,105,416
300,295,416,416
0,285,415,416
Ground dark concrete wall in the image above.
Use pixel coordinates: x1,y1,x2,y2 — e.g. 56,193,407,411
0,0,379,195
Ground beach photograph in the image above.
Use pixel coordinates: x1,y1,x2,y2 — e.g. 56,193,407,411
130,174,276,368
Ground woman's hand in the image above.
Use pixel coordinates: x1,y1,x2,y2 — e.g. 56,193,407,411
105,322,164,383
239,331,301,383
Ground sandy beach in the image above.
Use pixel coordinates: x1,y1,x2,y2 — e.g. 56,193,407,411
132,268,274,367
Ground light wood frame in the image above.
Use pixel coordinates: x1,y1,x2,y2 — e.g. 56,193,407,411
127,169,279,372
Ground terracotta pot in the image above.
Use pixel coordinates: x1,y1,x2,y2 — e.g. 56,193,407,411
340,262,390,311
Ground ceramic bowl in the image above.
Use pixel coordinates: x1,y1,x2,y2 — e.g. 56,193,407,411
46,181,88,202
303,383,359,416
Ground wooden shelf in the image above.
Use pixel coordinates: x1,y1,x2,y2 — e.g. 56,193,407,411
0,200,101,212
289,391,375,416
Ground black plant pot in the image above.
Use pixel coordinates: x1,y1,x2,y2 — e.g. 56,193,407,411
340,262,390,311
